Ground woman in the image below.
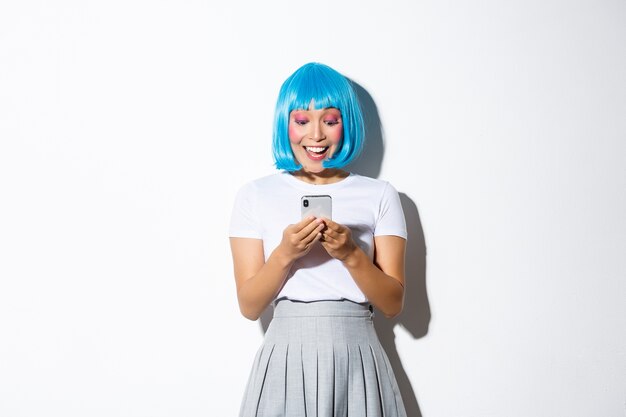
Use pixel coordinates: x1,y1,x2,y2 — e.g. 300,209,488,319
229,62,407,417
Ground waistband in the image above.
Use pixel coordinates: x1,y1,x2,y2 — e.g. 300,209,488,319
273,299,374,318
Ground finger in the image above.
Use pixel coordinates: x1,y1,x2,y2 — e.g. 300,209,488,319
298,218,325,241
290,216,320,236
321,231,338,245
303,224,324,245
323,227,340,241
320,238,336,252
320,217,342,232
306,231,323,246
293,216,318,232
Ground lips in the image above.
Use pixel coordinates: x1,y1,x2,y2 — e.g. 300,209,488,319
303,146,329,161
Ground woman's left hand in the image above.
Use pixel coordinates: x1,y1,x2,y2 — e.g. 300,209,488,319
319,218,358,262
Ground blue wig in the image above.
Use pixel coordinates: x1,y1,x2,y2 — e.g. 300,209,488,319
272,63,365,171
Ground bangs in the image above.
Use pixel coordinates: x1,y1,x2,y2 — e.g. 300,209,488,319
284,65,347,112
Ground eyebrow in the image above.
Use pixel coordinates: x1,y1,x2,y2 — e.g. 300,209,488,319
292,107,340,113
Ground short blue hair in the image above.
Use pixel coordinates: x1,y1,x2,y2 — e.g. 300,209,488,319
272,63,365,171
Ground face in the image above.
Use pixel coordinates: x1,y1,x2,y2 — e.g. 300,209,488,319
288,102,343,173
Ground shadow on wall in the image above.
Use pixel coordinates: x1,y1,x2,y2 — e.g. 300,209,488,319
346,83,385,179
375,193,429,417
260,81,430,417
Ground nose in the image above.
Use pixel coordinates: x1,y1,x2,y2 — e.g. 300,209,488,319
309,122,325,142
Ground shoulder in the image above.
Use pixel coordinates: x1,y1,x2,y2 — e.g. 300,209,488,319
349,173,383,186
236,172,285,193
349,175,407,237
253,172,283,184
349,173,399,195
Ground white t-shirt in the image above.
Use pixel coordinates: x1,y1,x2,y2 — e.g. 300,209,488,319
229,172,407,303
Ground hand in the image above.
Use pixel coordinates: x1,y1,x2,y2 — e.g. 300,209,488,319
319,218,358,262
276,216,325,263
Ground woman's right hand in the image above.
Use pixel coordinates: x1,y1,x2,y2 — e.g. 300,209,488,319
276,216,326,263
231,216,325,320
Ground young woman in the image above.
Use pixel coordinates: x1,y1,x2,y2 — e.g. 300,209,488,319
229,62,407,417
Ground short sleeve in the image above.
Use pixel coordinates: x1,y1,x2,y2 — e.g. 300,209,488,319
229,182,262,239
374,182,407,239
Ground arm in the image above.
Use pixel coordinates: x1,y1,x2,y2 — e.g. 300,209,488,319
321,219,406,318
230,217,325,320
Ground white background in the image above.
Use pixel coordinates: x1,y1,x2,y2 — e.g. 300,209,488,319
1,1,625,416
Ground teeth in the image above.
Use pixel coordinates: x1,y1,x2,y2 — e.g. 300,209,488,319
305,146,327,153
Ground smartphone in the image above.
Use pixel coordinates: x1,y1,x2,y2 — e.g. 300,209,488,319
301,195,332,220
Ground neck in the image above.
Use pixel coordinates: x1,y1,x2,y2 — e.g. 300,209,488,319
290,168,349,185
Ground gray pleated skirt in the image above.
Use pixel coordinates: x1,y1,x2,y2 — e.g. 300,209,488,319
239,299,407,417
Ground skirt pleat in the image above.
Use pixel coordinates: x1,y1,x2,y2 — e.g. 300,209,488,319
258,343,288,415
359,344,383,417
239,300,407,417
316,342,334,417
369,344,401,417
285,344,306,416
240,344,276,417
333,344,348,416
380,347,405,416
347,344,366,416
302,344,317,416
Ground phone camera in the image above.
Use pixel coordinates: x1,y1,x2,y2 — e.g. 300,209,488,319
303,199,309,207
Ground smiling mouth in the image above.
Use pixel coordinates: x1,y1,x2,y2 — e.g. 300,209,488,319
303,146,329,161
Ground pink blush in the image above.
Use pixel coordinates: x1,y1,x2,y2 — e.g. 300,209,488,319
288,124,299,143
328,126,343,144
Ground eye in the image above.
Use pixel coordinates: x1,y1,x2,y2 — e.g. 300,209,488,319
324,119,340,126
294,119,308,126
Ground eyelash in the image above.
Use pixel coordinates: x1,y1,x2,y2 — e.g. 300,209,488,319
293,120,340,126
